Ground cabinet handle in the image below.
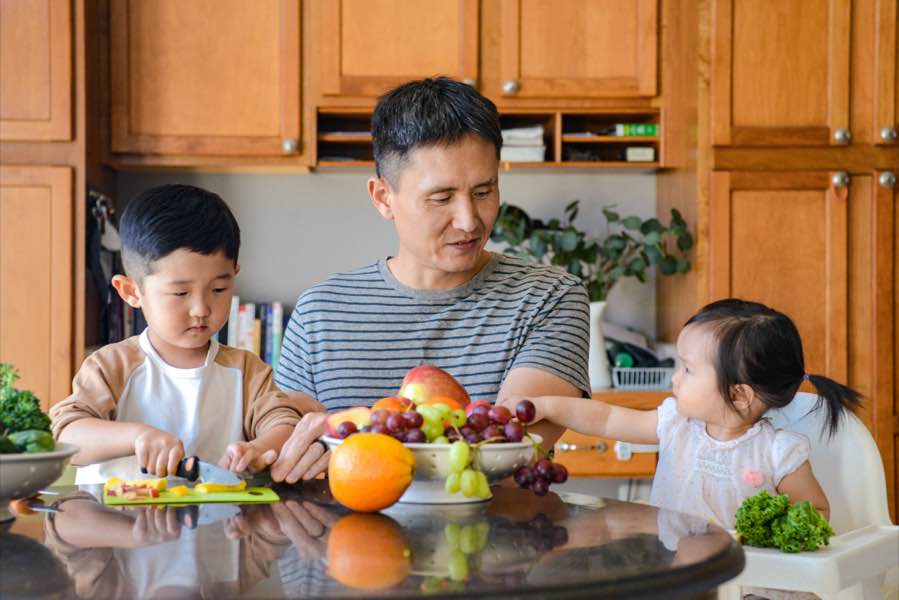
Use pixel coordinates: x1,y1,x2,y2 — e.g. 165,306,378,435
831,171,849,188
462,78,477,87
502,79,520,94
832,128,852,144
879,172,896,189
555,440,608,453
282,138,298,154
881,127,898,143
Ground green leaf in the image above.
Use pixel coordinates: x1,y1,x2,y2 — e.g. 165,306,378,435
610,266,626,280
557,230,578,252
676,258,691,274
644,244,663,264
529,234,547,258
587,280,607,302
643,230,661,246
628,258,647,274
567,260,582,278
670,208,686,228
659,255,677,275
606,236,626,250
677,231,694,251
547,218,561,230
621,216,643,230
565,199,579,213
602,208,620,223
640,218,663,235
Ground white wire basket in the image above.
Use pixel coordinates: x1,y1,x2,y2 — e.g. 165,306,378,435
611,367,674,390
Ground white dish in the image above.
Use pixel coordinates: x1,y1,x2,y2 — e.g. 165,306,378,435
322,434,541,504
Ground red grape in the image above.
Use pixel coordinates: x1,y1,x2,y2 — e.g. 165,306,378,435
482,424,504,441
386,413,406,433
405,429,426,443
337,421,357,439
472,404,491,418
503,422,524,442
488,405,512,424
467,413,489,432
403,411,423,429
371,409,391,425
514,466,534,487
531,478,549,496
550,462,568,484
464,432,481,444
535,459,554,479
515,400,536,424
370,423,388,435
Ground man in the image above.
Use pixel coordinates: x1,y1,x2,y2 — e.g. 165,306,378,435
270,77,590,484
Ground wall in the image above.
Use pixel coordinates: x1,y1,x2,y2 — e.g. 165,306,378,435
117,171,658,337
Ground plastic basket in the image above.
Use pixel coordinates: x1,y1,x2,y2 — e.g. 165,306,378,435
611,367,674,390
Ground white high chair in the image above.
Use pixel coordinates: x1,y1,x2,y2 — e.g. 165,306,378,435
718,392,899,600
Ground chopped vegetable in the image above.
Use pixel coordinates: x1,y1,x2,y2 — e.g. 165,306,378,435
169,485,190,497
735,490,834,553
104,477,167,498
194,480,247,494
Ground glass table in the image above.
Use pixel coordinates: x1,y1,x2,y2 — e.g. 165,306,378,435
1,482,744,599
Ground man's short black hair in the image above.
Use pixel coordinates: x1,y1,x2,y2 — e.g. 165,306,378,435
372,76,503,186
119,184,240,281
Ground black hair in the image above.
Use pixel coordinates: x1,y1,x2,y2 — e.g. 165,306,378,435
371,76,503,186
685,298,861,438
119,184,240,281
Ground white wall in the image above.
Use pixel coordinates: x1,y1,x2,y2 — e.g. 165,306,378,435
117,170,658,337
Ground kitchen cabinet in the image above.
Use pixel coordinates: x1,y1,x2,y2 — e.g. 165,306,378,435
0,0,72,141
873,0,898,146
498,0,658,99
110,0,300,158
0,166,73,410
318,0,478,98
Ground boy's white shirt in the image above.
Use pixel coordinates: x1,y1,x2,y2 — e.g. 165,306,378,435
650,397,810,528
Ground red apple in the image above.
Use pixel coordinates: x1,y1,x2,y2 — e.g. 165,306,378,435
465,400,491,417
326,407,372,438
397,366,470,408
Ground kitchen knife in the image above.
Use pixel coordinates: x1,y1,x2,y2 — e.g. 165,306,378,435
141,455,243,485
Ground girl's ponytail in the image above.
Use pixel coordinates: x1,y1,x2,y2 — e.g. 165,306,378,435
805,373,862,438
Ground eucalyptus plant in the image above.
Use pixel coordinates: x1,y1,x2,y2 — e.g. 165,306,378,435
490,200,694,302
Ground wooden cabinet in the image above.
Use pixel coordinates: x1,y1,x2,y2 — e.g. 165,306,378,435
711,0,851,146
110,0,300,157
498,0,658,99
874,0,898,145
0,0,71,141
318,0,478,98
0,166,73,411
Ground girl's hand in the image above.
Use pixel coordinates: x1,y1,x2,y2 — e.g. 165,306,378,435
134,426,185,476
498,394,548,425
219,441,277,475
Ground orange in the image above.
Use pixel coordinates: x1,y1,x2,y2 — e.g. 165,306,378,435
328,433,415,512
327,513,412,589
371,396,413,413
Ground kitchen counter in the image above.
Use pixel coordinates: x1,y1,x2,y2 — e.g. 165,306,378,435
1,482,743,599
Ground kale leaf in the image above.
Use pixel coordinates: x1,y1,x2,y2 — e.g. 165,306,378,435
0,363,51,435
735,489,833,553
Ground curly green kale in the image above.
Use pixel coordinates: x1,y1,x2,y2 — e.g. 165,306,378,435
771,501,834,553
735,490,833,553
0,363,51,434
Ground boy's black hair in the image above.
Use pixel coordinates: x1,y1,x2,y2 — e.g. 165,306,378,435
119,184,240,281
371,76,503,187
686,298,861,438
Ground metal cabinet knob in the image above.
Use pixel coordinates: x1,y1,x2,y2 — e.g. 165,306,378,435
502,79,520,94
880,127,898,143
879,172,896,189
462,78,477,87
831,171,849,188
832,128,852,144
282,138,298,154
556,440,608,453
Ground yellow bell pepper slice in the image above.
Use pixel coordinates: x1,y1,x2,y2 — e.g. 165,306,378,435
169,485,191,497
194,480,247,494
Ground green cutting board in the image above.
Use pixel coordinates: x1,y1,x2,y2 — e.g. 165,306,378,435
103,486,279,506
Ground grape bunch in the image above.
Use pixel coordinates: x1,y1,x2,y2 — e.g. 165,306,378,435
510,399,569,496
444,440,490,499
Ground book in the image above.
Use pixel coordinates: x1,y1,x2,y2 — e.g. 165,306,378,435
239,303,256,352
500,145,546,162
595,123,658,137
625,146,656,162
227,295,240,346
271,302,283,370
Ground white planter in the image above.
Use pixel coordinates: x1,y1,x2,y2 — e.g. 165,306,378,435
589,300,612,391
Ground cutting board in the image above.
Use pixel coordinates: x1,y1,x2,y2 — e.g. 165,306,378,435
103,486,279,506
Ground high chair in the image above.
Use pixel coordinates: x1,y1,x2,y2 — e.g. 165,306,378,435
717,392,899,600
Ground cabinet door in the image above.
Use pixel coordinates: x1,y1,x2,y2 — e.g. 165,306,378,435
319,0,478,97
110,0,300,156
0,0,71,141
499,0,658,98
711,0,851,146
0,167,73,410
874,0,898,145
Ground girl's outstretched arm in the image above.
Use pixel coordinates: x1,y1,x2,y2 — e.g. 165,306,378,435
776,462,830,520
500,395,660,444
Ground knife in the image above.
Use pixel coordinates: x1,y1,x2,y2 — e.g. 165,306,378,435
141,456,242,485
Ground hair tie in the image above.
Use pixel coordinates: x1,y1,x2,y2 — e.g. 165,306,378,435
802,373,810,382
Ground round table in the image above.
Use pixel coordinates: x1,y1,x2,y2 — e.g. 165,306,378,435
1,482,744,599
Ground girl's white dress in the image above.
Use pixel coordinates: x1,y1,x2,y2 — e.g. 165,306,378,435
649,397,811,528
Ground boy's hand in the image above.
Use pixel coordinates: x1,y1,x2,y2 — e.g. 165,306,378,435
498,394,547,425
219,441,277,475
134,426,185,476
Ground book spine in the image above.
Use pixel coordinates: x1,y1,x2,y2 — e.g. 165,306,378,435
264,304,274,365
240,303,256,352
271,302,283,371
252,318,262,356
227,295,240,346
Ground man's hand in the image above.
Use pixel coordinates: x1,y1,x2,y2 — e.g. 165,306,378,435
270,413,329,484
219,441,277,475
133,426,184,476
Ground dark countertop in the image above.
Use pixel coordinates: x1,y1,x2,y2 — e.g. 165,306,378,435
0,483,743,599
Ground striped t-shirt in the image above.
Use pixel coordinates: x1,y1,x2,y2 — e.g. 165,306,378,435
275,253,591,410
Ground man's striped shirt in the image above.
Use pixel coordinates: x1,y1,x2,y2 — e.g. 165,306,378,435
275,254,590,410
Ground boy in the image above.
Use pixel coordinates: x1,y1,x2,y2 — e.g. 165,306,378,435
51,184,303,484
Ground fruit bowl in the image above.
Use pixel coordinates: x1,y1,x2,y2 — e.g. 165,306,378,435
0,443,79,522
322,434,541,504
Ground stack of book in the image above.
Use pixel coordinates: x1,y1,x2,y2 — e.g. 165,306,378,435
219,297,287,369
500,125,546,162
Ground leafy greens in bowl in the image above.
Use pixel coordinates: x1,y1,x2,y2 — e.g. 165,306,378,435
735,490,834,553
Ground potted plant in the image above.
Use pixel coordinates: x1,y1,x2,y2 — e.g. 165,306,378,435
490,200,693,389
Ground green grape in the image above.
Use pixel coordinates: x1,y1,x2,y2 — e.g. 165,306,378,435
445,472,461,494
421,576,442,592
450,408,467,428
444,523,461,549
433,435,449,445
459,525,478,554
475,471,491,500
432,403,451,420
417,405,440,425
423,421,443,441
460,469,479,497
448,548,468,581
475,521,490,551
447,440,471,473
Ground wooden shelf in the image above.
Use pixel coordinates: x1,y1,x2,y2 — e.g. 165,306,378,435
318,133,372,143
316,160,373,168
561,135,658,143
560,161,660,168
